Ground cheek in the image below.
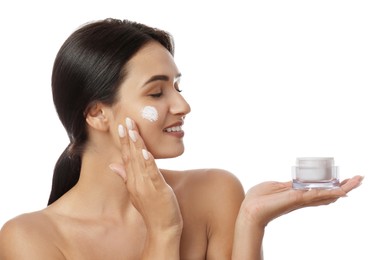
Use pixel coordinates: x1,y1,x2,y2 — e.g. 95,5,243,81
140,105,159,122
138,105,165,151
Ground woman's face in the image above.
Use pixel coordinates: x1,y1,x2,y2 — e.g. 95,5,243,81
111,41,191,159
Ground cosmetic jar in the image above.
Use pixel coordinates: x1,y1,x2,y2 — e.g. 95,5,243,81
292,157,339,190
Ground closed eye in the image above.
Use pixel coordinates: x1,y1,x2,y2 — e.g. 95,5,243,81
149,92,163,98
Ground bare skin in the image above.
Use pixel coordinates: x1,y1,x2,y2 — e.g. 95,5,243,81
0,42,245,259
0,168,244,260
0,169,363,260
0,41,364,260
232,175,363,259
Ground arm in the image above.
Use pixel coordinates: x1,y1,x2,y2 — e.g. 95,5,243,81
203,169,245,259
142,228,182,259
232,212,264,260
232,176,364,260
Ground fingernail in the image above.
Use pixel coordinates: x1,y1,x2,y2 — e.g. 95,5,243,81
142,149,149,160
109,164,127,181
109,164,121,176
109,164,118,173
125,117,133,130
118,124,126,138
128,130,136,142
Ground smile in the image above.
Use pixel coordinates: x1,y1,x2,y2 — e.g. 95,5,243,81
164,126,183,132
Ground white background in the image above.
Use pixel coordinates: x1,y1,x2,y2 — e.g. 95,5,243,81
0,0,381,259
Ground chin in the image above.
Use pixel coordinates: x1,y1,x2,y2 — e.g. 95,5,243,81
152,147,185,159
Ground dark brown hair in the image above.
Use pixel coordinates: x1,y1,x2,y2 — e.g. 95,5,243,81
48,18,174,205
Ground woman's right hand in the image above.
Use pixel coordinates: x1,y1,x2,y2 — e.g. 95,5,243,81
109,118,183,258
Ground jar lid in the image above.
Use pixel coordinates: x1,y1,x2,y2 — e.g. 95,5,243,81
296,157,335,168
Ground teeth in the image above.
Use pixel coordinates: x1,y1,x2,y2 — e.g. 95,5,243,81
165,126,182,132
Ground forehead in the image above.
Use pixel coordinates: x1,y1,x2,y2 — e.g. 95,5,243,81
124,41,179,82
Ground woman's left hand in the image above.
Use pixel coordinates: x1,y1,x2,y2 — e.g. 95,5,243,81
240,175,363,228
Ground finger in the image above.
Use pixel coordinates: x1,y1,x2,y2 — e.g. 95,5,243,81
125,117,134,131
109,163,127,182
125,118,162,184
118,123,138,188
281,181,293,189
298,188,345,206
339,175,364,193
301,197,339,208
141,148,167,188
126,117,145,168
340,178,350,186
125,120,149,178
127,129,145,171
118,124,131,165
125,117,147,155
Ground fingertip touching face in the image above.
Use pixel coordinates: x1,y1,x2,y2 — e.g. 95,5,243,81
111,41,191,158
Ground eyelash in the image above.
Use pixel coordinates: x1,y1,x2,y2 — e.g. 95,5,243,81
149,88,183,98
150,92,163,98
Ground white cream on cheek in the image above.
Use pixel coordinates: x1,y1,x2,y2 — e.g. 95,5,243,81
141,105,159,122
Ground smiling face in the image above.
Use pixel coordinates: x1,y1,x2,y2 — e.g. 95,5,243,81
110,41,191,159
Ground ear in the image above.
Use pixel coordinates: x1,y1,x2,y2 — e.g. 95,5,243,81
85,102,110,132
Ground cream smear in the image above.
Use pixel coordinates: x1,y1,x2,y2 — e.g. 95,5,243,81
141,106,158,122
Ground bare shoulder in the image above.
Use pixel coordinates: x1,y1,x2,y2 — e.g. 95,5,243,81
162,168,245,258
0,210,64,259
162,168,245,206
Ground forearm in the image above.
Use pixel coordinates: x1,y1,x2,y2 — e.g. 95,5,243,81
232,211,264,260
141,229,182,260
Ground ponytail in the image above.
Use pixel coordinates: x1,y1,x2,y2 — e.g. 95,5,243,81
48,144,81,205
48,18,175,205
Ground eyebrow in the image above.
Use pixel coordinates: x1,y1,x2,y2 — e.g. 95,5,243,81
142,73,182,87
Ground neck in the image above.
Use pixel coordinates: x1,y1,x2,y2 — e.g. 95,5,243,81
60,147,134,221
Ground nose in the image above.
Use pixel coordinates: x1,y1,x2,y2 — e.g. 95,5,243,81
169,91,191,117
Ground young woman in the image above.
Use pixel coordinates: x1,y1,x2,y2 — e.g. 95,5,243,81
0,18,363,259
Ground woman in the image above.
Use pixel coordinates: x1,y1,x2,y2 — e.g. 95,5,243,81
0,18,363,259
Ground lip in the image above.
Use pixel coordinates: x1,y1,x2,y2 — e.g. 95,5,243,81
163,120,185,138
163,120,184,130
